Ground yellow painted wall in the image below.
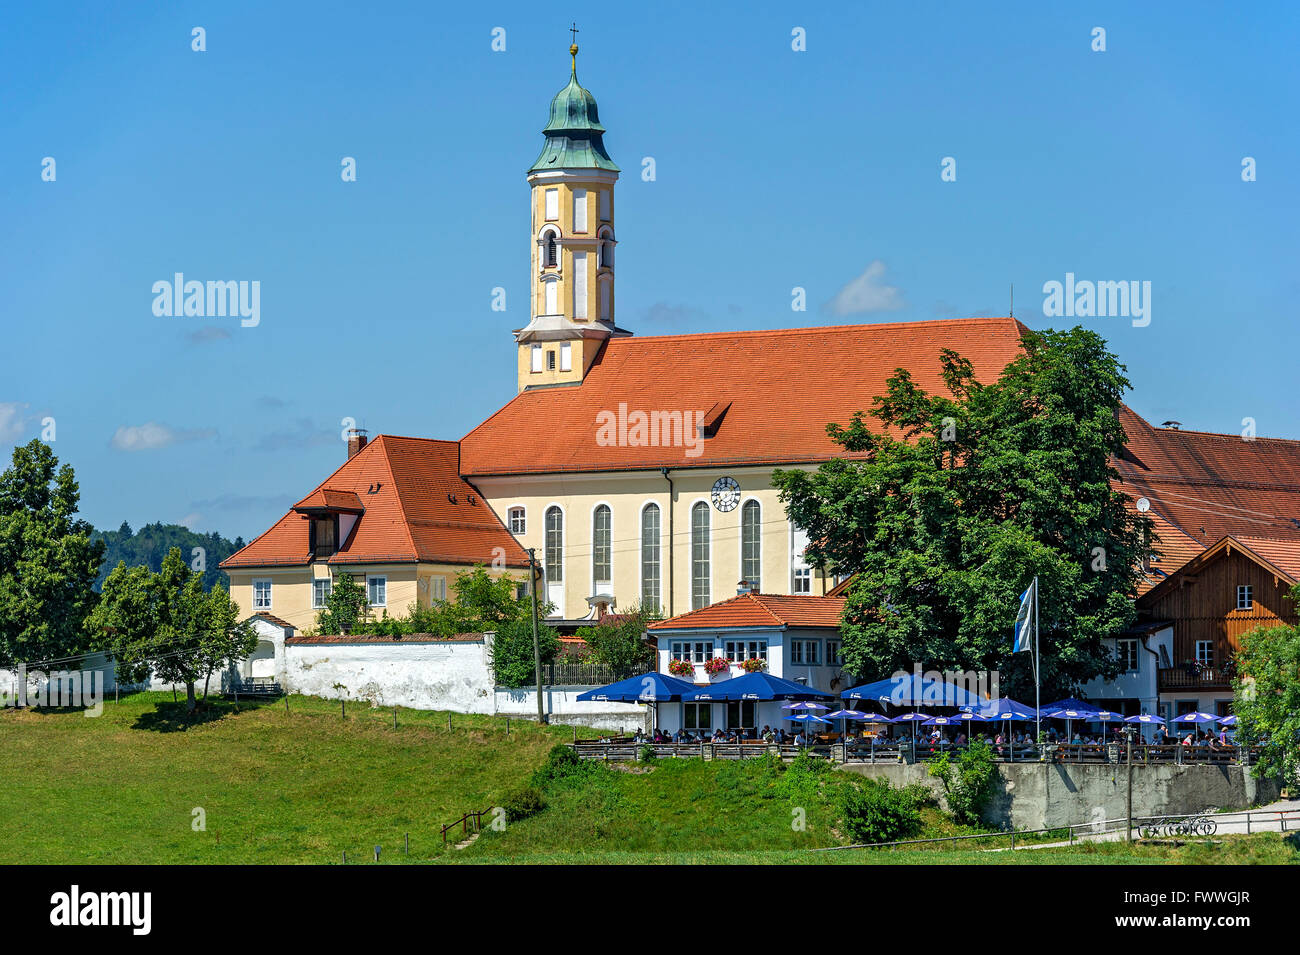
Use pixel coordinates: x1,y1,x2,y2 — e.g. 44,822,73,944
474,465,833,621
227,561,520,633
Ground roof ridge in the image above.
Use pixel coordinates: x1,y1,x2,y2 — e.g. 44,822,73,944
610,316,1020,347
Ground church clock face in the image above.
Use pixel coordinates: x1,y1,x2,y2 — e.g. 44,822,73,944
711,476,741,512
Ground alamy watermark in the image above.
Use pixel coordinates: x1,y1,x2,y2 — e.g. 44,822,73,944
2,665,104,716
1042,273,1150,327
152,273,260,327
595,403,708,459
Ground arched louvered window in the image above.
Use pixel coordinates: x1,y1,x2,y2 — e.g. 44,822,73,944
741,499,761,592
691,502,711,610
544,232,558,268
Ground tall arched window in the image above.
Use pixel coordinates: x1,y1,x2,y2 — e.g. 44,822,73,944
592,505,612,590
543,232,558,268
598,228,614,269
545,506,563,586
741,499,761,592
641,504,661,612
691,501,711,610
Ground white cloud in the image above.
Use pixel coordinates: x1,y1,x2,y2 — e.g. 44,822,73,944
826,260,905,316
0,402,29,443
111,422,215,452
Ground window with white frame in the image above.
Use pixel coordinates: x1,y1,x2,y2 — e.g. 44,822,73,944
312,578,331,609
367,576,387,608
790,639,820,665
826,640,843,666
1236,585,1253,610
253,579,272,610
560,341,572,372
542,230,558,268
791,524,812,594
670,640,711,663
598,188,611,222
543,277,558,315
509,506,526,534
530,344,543,373
544,188,558,221
1116,638,1139,672
429,576,447,602
641,504,661,613
741,499,761,592
725,640,767,662
691,501,711,610
545,506,564,585
592,504,612,588
572,188,588,232
1195,640,1213,667
572,252,588,318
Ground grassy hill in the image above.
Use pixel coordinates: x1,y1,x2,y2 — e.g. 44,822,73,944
2,694,1295,865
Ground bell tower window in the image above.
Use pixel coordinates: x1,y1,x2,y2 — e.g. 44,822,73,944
544,232,558,268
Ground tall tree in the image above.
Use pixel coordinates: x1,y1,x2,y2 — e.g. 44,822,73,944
581,603,660,677
1233,592,1300,784
0,440,104,664
773,327,1153,699
88,547,257,710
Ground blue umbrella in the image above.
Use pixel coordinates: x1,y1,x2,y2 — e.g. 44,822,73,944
842,673,984,708
788,712,831,744
577,671,697,702
824,709,873,720
1217,714,1238,726
1125,713,1163,723
683,671,830,702
783,701,830,711
1047,707,1099,740
1172,711,1220,723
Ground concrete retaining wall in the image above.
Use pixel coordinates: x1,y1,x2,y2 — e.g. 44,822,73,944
838,760,1283,829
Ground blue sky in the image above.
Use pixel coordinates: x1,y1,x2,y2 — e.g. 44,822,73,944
2,2,1297,541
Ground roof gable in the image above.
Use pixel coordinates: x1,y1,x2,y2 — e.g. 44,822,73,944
648,593,846,631
221,436,529,570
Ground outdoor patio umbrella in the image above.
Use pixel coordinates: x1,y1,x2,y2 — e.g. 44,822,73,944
824,707,870,740
787,712,832,745
1217,714,1238,726
963,697,1032,746
577,671,699,733
1124,712,1165,741
1091,710,1127,743
889,710,933,742
1172,711,1220,723
1045,707,1099,741
783,701,830,711
842,673,984,709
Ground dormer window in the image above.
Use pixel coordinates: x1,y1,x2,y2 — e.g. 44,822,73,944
310,516,338,559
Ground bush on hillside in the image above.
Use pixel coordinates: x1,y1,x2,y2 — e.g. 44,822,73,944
928,740,998,826
500,785,545,822
839,779,923,845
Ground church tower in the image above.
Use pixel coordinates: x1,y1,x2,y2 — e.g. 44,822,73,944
515,39,628,392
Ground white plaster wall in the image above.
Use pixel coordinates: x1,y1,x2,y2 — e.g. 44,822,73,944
284,639,496,713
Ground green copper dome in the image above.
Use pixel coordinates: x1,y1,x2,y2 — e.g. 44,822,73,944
529,48,619,174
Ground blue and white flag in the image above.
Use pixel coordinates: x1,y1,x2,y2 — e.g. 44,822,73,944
1013,579,1035,653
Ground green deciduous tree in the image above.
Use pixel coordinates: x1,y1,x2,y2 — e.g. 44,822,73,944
773,327,1153,699
928,740,998,825
315,571,368,635
0,440,104,664
1233,591,1300,784
581,603,659,677
489,616,561,689
87,547,257,711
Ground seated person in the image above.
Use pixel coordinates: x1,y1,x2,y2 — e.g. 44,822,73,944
761,725,775,742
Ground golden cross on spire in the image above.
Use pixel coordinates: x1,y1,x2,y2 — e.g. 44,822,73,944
569,23,579,71
570,22,580,44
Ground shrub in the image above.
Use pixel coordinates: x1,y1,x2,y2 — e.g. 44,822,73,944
638,743,657,763
500,785,545,822
529,743,587,787
839,779,923,844
928,740,998,826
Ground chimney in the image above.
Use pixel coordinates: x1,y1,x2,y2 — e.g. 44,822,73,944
347,428,369,459
737,579,753,595
1160,420,1181,431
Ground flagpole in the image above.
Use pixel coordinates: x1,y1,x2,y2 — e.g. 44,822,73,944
1033,576,1040,745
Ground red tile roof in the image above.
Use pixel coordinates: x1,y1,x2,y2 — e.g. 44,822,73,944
295,488,364,512
221,436,530,570
648,593,846,631
1115,407,1300,590
461,317,1030,475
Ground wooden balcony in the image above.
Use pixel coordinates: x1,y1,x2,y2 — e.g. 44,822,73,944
1158,665,1234,691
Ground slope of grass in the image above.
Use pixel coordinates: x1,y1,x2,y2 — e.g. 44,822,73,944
0,692,599,864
